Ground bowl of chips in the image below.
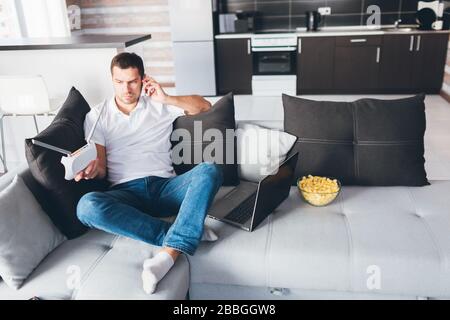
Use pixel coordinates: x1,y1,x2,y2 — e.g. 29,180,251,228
297,175,341,207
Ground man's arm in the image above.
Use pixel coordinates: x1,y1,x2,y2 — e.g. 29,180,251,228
74,144,107,182
164,95,211,115
143,76,211,115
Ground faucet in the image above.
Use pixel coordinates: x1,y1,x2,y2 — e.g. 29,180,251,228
394,19,402,29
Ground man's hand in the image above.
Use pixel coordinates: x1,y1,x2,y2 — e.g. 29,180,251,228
73,144,106,182
142,75,211,115
142,76,168,104
74,158,100,182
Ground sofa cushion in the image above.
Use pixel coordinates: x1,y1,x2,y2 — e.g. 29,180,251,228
282,94,429,186
0,230,190,300
24,87,108,239
236,123,297,182
171,92,238,186
0,175,66,289
353,96,428,186
73,235,190,300
191,181,450,298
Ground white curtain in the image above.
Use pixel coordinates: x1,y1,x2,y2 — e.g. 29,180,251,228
19,0,70,37
0,0,70,38
0,0,21,37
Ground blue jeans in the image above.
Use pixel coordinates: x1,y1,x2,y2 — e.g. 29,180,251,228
76,162,223,256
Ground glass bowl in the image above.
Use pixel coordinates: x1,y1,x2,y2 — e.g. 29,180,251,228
297,176,341,207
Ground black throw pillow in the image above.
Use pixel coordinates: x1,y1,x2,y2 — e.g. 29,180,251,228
25,87,108,239
283,94,429,186
171,92,238,186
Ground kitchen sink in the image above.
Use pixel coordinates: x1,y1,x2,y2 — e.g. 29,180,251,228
383,27,416,32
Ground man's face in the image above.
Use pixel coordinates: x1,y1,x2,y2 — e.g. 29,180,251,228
112,66,143,105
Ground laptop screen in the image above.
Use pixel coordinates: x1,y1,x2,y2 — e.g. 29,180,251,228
251,152,298,229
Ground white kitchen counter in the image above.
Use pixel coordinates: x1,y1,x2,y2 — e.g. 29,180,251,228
0,35,151,107
215,27,450,39
0,35,151,166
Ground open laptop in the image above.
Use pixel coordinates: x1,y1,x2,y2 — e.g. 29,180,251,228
208,152,299,232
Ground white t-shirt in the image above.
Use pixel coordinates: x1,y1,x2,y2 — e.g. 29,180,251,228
84,95,185,186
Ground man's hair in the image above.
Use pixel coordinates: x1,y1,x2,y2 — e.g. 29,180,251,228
110,52,145,78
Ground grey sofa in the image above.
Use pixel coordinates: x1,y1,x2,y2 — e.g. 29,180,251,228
1,159,450,300
1,92,450,299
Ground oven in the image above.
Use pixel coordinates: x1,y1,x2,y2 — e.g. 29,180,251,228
252,49,296,76
251,35,298,96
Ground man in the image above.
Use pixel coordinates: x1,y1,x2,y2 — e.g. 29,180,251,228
76,52,223,294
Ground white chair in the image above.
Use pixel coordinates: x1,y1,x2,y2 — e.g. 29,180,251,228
0,75,61,173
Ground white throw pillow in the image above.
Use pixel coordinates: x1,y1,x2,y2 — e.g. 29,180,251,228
0,175,66,290
236,123,297,182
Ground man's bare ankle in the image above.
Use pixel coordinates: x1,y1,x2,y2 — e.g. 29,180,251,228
161,247,180,261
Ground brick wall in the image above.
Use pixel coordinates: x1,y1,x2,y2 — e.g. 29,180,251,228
66,0,80,5
442,35,450,102
67,0,174,88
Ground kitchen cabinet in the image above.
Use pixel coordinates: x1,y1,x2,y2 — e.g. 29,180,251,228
411,33,448,92
333,36,382,92
297,37,335,93
216,38,253,94
215,32,449,95
379,34,415,91
380,33,448,93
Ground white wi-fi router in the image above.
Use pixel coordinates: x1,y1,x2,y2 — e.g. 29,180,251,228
32,102,106,181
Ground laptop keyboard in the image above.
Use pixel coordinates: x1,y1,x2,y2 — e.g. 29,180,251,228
224,193,257,224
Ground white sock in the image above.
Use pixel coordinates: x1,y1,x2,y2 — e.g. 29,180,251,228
142,251,174,294
201,225,218,242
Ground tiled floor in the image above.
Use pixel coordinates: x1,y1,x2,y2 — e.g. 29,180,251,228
2,94,450,180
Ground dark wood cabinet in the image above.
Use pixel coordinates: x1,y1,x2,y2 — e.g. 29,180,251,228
216,38,253,94
411,33,448,93
297,37,335,93
215,32,448,95
333,36,382,92
379,34,415,91
380,33,448,93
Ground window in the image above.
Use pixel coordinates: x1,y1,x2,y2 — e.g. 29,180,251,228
0,0,70,38
0,0,21,38
0,1,9,36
